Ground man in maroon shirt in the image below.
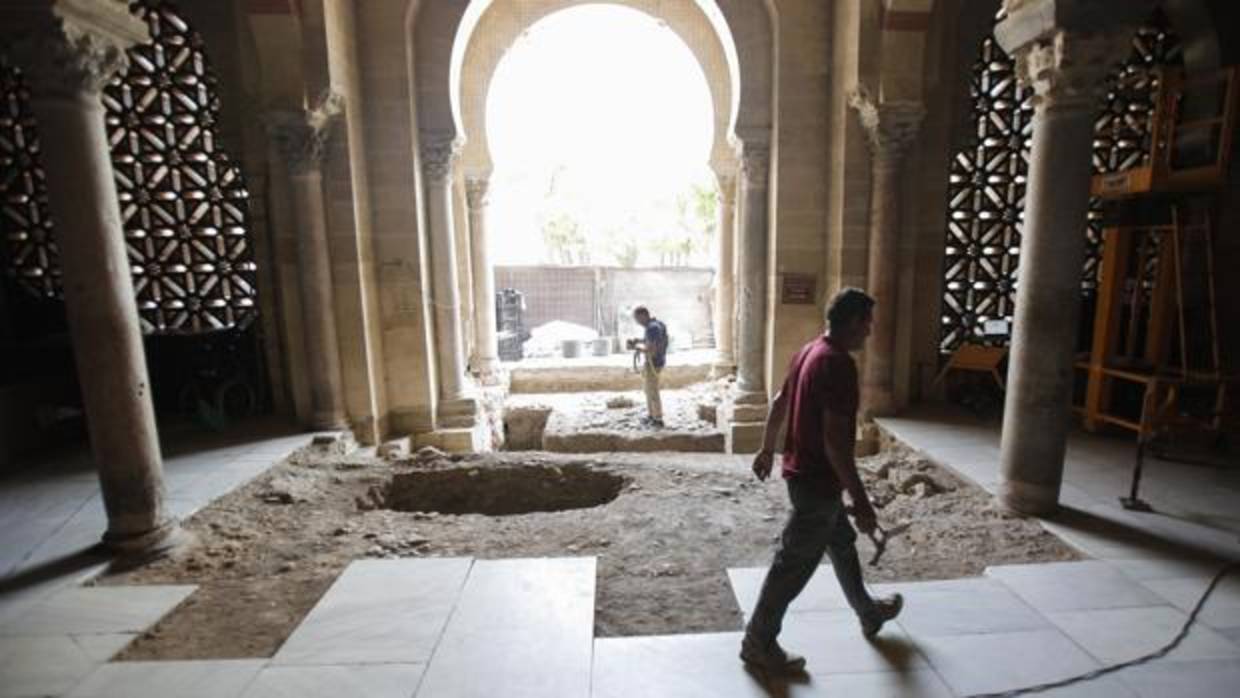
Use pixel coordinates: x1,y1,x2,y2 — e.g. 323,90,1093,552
740,287,903,674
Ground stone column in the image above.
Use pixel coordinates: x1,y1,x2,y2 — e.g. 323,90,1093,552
7,2,180,557
995,26,1134,515
734,141,771,397
721,140,771,453
850,93,925,418
712,171,738,376
266,96,348,430
421,132,477,427
465,175,499,383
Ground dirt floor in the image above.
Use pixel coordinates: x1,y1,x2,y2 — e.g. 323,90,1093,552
102,443,1080,660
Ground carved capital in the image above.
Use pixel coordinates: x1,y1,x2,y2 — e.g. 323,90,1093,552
265,92,344,175
739,142,770,188
465,176,489,210
6,0,149,99
849,90,926,166
1014,30,1132,112
420,132,460,187
715,173,737,208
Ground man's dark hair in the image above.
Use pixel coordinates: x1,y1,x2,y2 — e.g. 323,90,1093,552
826,287,875,328
633,305,650,317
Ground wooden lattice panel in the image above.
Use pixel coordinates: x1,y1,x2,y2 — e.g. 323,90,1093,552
0,0,257,335
939,22,1182,355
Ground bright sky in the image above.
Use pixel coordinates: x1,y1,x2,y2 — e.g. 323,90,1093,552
486,4,716,266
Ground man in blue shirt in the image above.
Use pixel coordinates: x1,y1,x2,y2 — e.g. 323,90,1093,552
631,306,667,428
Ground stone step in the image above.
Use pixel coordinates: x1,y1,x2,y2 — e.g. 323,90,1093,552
415,557,596,698
271,558,472,666
505,390,725,453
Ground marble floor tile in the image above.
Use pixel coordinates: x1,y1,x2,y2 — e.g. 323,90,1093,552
65,659,266,698
986,561,1166,613
727,566,850,617
778,610,927,674
272,558,472,665
0,634,100,698
1047,605,1240,664
592,632,832,698
0,585,195,636
909,628,1106,697
872,577,1050,636
1140,575,1240,631
414,558,595,698
1118,657,1240,698
241,663,423,698
806,669,956,698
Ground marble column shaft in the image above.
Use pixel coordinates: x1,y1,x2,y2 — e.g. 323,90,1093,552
466,176,499,382
997,29,1134,515
267,99,348,430
421,134,474,421
713,171,738,374
11,5,176,553
735,142,771,398
850,95,925,418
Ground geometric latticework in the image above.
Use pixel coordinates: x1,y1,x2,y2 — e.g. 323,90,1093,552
0,0,258,335
938,19,1182,355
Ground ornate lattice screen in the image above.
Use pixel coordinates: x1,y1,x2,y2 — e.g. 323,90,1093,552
0,0,257,335
938,21,1182,355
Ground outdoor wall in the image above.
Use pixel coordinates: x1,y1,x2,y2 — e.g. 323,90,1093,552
494,265,715,346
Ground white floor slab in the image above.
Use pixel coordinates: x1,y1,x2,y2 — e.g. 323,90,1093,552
64,659,266,698
0,634,102,698
778,610,926,674
807,669,956,698
986,561,1167,613
1047,605,1240,664
592,632,832,698
240,663,424,698
1118,657,1240,698
1140,575,1240,631
727,566,850,616
272,558,472,666
414,557,595,698
0,585,195,636
908,628,1106,697
872,577,1050,636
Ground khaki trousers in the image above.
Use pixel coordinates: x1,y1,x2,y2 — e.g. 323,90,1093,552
642,360,663,420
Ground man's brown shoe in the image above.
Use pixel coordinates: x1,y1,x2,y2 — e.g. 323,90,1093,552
861,593,903,639
739,636,807,674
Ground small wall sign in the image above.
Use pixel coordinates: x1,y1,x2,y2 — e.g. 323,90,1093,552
781,273,816,305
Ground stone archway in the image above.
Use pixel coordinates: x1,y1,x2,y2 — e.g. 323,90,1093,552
408,0,777,452
456,0,736,177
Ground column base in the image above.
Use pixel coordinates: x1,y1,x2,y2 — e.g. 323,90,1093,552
997,477,1061,517
415,424,489,453
103,520,193,572
721,390,768,454
438,395,480,429
308,411,349,431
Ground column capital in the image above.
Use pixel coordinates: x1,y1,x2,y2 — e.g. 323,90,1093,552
1013,30,1134,111
465,176,490,210
4,0,150,99
714,172,737,207
849,90,926,165
738,141,770,187
420,131,461,186
264,91,344,175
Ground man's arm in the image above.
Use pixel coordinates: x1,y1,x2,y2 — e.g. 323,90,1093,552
751,389,789,480
822,409,876,533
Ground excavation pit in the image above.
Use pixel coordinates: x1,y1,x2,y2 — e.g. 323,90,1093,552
383,462,627,516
